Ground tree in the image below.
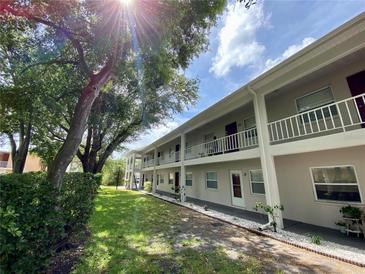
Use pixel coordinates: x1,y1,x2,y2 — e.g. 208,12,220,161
0,23,41,173
1,0,226,189
0,22,84,172
76,53,198,173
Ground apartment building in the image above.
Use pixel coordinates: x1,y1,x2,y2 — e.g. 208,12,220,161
124,150,142,188
131,13,365,230
0,151,44,174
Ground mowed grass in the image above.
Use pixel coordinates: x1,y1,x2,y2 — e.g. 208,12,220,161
73,187,262,274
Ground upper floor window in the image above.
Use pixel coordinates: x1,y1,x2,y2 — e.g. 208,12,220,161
186,172,193,186
243,116,256,130
206,171,218,189
296,87,337,122
311,166,361,203
296,87,334,113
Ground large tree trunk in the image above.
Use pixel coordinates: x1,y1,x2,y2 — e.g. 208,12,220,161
47,67,112,190
8,121,32,174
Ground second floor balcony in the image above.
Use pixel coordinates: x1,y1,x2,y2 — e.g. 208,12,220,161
157,151,180,166
185,128,258,161
267,93,365,144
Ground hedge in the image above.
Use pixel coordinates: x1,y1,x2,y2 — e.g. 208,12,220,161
0,172,101,273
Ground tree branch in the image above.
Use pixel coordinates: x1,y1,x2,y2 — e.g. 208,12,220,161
1,5,92,75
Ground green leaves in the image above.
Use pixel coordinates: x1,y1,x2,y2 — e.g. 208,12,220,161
0,172,101,273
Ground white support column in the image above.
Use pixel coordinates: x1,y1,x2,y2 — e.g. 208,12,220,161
130,153,136,188
250,87,284,229
152,148,158,193
180,133,186,202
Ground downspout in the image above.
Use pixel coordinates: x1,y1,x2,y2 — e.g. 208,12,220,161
248,85,276,231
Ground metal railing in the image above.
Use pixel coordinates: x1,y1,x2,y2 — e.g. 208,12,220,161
157,151,181,165
268,93,365,143
0,161,9,168
185,128,258,160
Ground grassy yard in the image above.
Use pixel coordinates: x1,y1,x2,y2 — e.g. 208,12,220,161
73,187,263,273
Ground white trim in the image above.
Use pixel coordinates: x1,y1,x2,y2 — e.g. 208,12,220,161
206,171,218,190
309,165,363,204
249,169,266,196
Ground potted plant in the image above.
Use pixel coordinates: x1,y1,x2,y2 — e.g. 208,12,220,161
335,221,346,233
340,205,362,219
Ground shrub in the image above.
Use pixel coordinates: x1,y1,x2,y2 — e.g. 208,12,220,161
0,173,63,273
0,172,101,273
101,160,125,186
60,172,101,232
144,181,152,192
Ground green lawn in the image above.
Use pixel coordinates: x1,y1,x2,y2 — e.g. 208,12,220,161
73,187,263,273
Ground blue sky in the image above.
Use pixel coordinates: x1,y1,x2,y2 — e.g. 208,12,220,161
126,0,365,151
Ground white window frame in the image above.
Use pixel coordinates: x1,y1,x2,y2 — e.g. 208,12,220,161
249,169,265,195
243,116,256,130
206,171,218,190
310,165,363,204
159,174,164,184
185,172,193,187
295,86,335,114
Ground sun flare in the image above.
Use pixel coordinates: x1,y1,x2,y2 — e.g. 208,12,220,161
119,0,133,7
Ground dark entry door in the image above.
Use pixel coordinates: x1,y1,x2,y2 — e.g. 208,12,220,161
174,172,180,193
175,144,180,162
347,70,365,127
225,122,239,152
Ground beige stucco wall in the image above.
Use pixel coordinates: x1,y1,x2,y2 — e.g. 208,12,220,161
185,103,255,148
185,159,266,212
275,145,365,229
266,58,365,123
155,167,180,193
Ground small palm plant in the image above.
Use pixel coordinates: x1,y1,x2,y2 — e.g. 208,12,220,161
254,202,284,232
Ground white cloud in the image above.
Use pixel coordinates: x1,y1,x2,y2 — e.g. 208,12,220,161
264,37,316,71
210,1,269,77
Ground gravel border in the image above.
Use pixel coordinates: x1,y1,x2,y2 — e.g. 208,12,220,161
144,191,365,267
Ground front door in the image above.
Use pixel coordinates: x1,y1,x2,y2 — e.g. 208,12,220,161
225,122,239,152
174,172,180,193
347,70,365,127
230,170,245,207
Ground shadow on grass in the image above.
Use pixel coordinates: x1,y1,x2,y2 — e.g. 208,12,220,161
72,188,346,274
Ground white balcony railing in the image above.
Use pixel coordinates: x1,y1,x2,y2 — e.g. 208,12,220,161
157,151,181,166
185,128,258,161
0,161,9,168
142,159,154,168
268,93,365,143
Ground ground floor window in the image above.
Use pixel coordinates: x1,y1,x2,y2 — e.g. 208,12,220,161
311,166,361,203
159,174,164,184
186,172,192,186
169,173,174,184
206,171,218,189
249,170,265,194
